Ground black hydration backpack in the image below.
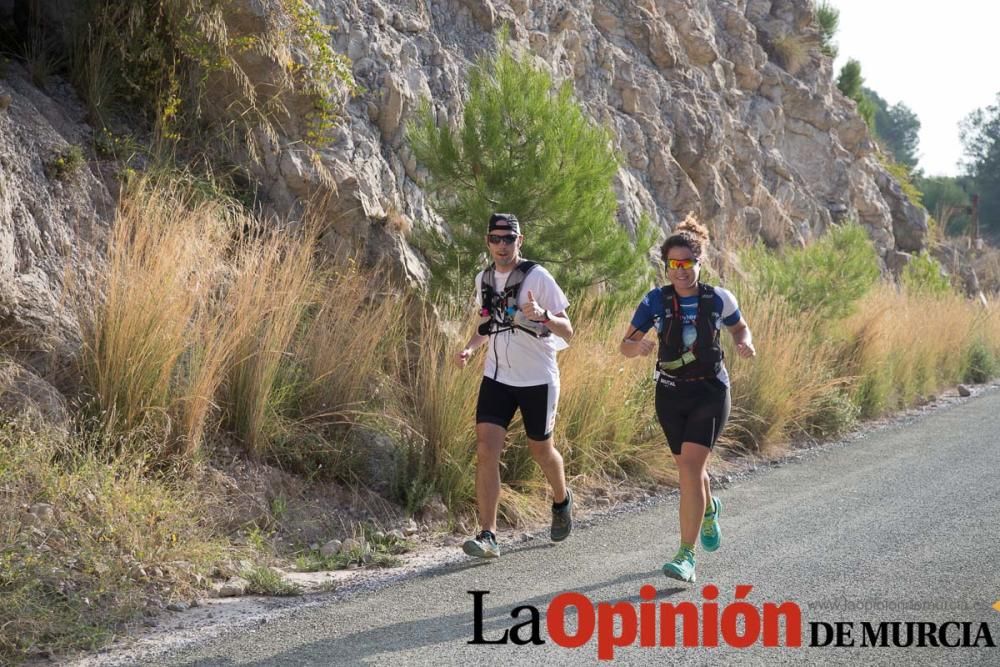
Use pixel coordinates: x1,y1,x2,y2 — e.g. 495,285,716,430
655,283,723,379
478,261,550,338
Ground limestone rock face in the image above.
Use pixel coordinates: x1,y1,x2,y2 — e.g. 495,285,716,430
0,62,113,371
0,0,930,378
287,0,927,274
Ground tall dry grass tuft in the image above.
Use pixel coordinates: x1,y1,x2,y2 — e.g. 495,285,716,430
396,305,481,515
556,299,670,482
77,176,232,449
841,286,990,415
222,226,317,458
297,263,403,422
724,291,850,453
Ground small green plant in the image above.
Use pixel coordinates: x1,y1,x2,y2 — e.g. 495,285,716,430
270,495,288,522
246,525,272,552
900,251,952,296
296,524,412,572
963,339,996,384
879,154,924,207
391,436,437,515
241,565,301,596
46,145,86,180
815,1,840,58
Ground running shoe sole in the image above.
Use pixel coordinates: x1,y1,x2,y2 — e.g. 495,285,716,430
462,539,499,559
662,562,697,583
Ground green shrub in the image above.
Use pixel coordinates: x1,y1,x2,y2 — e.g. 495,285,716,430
68,0,358,160
879,155,924,207
741,222,880,321
409,28,655,303
241,565,301,596
815,1,840,58
901,251,952,296
963,339,996,384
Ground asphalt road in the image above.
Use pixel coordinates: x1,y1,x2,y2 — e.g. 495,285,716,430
156,388,1000,666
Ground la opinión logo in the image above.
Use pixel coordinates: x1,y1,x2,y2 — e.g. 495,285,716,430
468,585,801,660
468,586,997,660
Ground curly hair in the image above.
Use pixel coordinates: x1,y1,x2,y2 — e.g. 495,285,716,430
661,213,711,263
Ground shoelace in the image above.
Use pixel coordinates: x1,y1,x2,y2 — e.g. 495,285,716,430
673,548,695,565
701,515,718,537
477,530,495,544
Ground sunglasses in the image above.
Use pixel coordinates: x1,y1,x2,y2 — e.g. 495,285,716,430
666,258,698,270
488,234,519,245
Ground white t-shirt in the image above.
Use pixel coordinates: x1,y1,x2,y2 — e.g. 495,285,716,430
474,264,570,386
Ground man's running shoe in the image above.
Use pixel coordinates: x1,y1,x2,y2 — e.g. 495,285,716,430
550,488,573,542
662,547,697,583
462,530,500,559
701,496,722,552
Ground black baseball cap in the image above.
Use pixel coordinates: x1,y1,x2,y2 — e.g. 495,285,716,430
487,213,520,235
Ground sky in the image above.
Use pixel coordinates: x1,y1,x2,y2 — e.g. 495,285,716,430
831,0,1000,177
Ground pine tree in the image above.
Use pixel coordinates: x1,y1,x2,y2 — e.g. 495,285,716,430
408,33,655,302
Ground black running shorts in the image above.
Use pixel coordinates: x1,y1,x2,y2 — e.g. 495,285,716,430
475,376,560,441
654,377,731,455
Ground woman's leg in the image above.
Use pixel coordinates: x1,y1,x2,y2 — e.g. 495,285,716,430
672,441,712,546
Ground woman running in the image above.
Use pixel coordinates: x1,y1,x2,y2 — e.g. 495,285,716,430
619,215,755,582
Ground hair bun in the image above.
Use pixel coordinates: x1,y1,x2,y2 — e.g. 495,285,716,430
674,212,710,246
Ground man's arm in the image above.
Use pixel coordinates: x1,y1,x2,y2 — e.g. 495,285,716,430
455,326,489,367
542,310,573,342
521,288,573,341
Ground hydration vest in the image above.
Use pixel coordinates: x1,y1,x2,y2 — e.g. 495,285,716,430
655,283,723,379
478,261,550,338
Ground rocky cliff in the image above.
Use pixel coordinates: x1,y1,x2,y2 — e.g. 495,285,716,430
0,0,928,379
311,0,927,282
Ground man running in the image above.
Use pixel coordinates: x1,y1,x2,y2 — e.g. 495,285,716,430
454,213,574,559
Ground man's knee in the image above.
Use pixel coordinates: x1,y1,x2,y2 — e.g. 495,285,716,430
527,437,560,461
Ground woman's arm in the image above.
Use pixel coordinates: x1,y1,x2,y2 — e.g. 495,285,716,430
727,318,756,358
620,325,655,358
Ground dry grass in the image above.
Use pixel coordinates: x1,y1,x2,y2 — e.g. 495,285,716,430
76,175,234,453
297,263,403,422
771,34,812,75
0,420,230,664
556,299,670,481
393,305,481,516
724,291,852,454
840,286,998,416
222,226,317,458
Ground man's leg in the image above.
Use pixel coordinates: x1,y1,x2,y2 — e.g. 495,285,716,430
475,422,508,533
527,435,567,503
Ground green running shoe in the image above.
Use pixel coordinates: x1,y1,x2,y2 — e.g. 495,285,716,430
701,496,722,552
662,547,697,583
550,488,573,542
462,530,500,559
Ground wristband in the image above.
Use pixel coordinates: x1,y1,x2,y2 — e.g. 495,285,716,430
542,309,551,323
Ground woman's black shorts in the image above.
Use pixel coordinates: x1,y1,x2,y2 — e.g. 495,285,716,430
654,376,731,455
